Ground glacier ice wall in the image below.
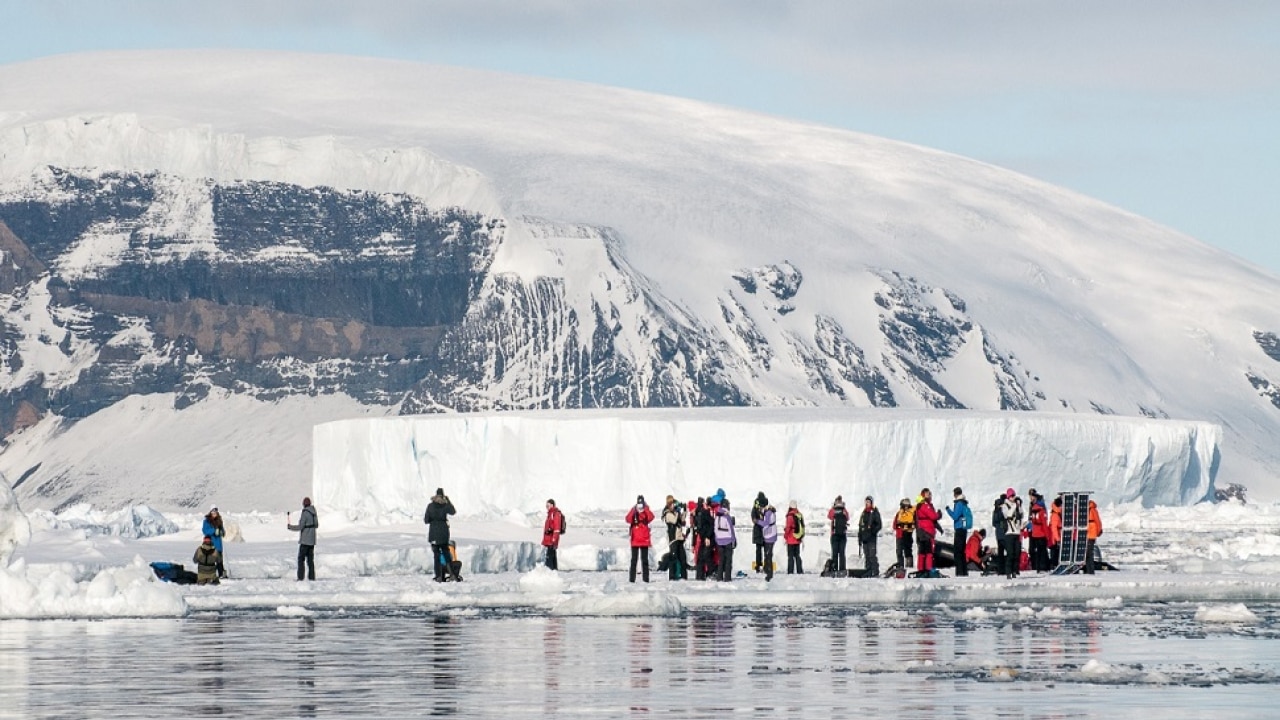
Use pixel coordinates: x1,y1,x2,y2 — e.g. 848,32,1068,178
313,409,1221,521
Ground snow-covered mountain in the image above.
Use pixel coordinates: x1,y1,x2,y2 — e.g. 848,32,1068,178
0,50,1276,510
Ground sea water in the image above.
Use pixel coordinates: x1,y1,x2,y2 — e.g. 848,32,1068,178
1,604,1278,719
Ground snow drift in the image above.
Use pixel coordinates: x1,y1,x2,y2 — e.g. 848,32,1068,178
313,408,1220,521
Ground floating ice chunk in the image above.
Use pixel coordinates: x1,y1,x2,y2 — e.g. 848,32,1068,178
1086,596,1123,609
1194,603,1259,623
276,605,314,617
519,566,567,594
550,590,684,617
1081,659,1115,676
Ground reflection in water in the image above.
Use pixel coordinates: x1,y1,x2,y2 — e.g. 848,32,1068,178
2,606,1278,719
194,616,226,716
296,617,315,719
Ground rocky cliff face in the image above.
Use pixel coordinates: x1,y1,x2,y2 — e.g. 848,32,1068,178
0,166,1038,455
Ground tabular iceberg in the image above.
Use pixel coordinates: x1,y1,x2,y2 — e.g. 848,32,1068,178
313,409,1220,521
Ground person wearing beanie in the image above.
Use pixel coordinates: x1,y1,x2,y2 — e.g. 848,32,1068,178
754,496,778,581
828,496,850,575
713,498,737,581
857,496,882,577
543,499,565,570
662,495,688,581
945,487,973,576
893,498,916,575
424,488,457,582
913,488,941,575
998,490,1024,578
193,534,221,585
202,506,228,579
751,491,769,573
626,495,655,582
287,497,319,581
784,501,806,574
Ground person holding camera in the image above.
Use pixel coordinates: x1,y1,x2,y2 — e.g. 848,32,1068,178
425,487,457,582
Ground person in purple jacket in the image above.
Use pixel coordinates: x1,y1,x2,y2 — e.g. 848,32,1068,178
755,499,778,581
713,499,738,581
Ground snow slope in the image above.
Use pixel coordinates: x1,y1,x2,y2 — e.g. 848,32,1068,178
0,51,1278,503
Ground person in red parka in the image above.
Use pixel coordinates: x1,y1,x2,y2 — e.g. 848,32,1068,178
913,489,941,573
543,499,565,571
626,495,655,583
1027,489,1050,572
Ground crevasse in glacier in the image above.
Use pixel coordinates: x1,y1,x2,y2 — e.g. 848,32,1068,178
313,409,1220,521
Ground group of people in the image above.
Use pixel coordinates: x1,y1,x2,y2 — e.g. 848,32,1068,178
538,485,1104,582
196,483,1105,587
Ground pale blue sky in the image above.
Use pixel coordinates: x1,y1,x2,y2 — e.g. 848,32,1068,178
4,1,1277,273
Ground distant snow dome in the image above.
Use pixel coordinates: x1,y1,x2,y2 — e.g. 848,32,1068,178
313,408,1220,521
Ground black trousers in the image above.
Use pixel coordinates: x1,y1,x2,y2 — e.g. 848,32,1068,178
432,543,450,580
786,543,803,574
896,534,913,570
545,546,558,570
830,535,847,572
1030,537,1050,571
953,528,968,576
630,546,650,582
861,538,878,576
717,544,735,580
697,541,716,580
1002,535,1021,577
1084,539,1097,574
297,544,315,581
761,543,774,580
668,541,687,580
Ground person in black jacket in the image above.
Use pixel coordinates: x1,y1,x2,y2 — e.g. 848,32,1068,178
750,492,767,573
828,496,850,574
424,487,457,582
694,497,716,580
857,496,882,577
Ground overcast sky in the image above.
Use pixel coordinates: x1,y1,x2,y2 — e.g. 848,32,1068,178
4,1,1278,273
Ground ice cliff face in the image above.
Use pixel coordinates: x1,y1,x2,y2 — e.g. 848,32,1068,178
313,409,1221,520
0,51,1274,509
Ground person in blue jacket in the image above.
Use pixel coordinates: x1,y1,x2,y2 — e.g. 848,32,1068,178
945,488,973,576
202,506,228,579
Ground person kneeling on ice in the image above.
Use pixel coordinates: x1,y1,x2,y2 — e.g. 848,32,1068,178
965,529,994,573
193,535,221,586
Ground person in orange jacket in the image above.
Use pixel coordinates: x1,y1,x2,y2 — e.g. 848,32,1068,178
1084,500,1103,574
1047,496,1063,568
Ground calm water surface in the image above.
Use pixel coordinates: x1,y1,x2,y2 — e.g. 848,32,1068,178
2,606,1278,719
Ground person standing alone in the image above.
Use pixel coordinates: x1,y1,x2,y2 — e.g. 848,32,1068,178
627,495,655,583
287,497,319,581
425,488,457,582
543,499,565,570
